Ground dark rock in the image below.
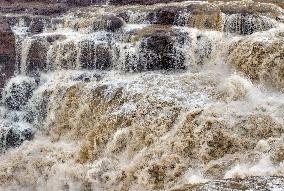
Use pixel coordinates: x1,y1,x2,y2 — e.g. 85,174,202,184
92,15,125,32
2,16,33,29
2,0,184,6
79,40,112,70
224,14,275,35
0,121,34,150
29,18,46,34
136,29,188,71
147,7,180,25
71,72,102,82
0,18,16,90
124,3,222,30
23,34,67,73
25,38,49,76
0,1,69,16
2,0,284,8
219,1,282,15
45,34,66,43
109,0,185,6
50,18,65,30
0,18,11,32
116,12,131,23
20,34,65,76
4,76,37,110
24,89,52,126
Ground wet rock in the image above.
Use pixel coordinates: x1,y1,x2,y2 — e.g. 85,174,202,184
29,18,46,34
224,14,275,35
0,121,34,150
45,34,66,43
71,71,102,82
2,0,185,6
92,15,125,32
48,40,79,70
147,7,180,25
22,34,66,76
24,88,52,126
179,4,222,30
3,16,50,34
50,18,65,30
25,38,49,76
0,1,69,16
4,76,37,110
136,29,188,71
79,40,112,70
116,3,222,30
0,16,19,28
0,18,16,90
109,0,185,6
219,1,283,16
3,0,284,8
116,12,130,23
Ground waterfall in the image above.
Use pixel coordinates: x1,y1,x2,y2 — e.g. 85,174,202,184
0,0,284,190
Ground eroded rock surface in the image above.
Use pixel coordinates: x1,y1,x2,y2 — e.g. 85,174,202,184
0,1,284,191
0,18,16,90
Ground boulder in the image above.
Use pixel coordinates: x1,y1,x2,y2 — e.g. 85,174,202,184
135,29,188,71
0,121,34,150
3,76,37,110
147,7,181,25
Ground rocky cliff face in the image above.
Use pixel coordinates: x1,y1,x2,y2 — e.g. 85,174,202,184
0,19,16,90
3,0,284,6
0,0,284,190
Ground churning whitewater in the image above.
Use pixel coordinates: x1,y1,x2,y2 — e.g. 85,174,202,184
0,0,284,190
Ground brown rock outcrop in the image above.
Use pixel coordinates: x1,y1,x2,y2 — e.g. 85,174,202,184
0,18,16,90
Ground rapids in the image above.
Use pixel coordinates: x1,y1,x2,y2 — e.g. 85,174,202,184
0,0,284,190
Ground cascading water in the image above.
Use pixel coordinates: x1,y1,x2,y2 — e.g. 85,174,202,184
1,0,284,190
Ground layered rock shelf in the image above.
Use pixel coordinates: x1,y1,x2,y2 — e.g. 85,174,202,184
0,0,284,190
